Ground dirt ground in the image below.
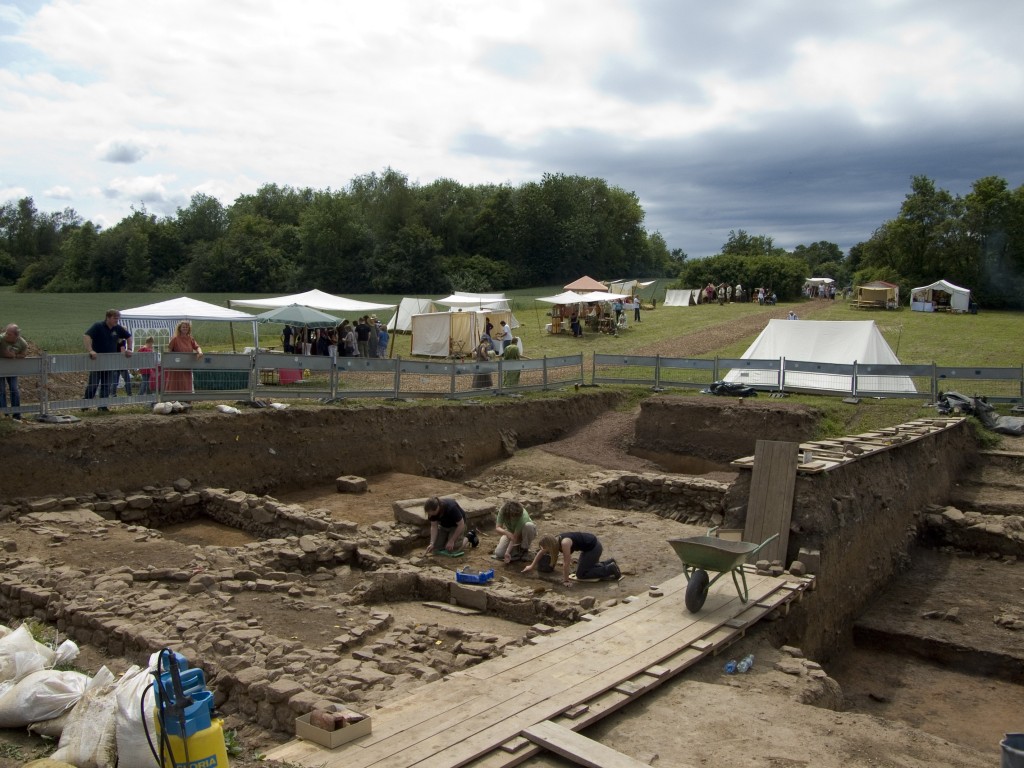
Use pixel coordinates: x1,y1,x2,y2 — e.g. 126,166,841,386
0,301,1016,768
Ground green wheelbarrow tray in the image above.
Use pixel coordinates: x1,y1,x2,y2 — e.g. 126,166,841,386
668,529,780,613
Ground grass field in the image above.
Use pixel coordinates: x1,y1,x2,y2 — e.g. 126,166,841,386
2,284,1019,368
1,284,1019,441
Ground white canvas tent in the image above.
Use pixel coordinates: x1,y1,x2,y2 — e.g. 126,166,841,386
724,320,915,394
609,279,656,296
387,298,436,332
120,296,259,348
411,309,514,358
664,289,697,307
910,279,971,312
229,289,394,315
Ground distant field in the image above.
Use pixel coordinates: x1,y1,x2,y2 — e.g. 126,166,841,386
1,285,1020,368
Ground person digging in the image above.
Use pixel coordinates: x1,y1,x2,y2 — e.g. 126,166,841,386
423,496,479,557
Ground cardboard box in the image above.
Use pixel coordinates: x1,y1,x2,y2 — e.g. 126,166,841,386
295,711,372,748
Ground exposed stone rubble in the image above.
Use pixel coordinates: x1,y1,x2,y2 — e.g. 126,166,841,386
920,504,1024,557
0,477,653,736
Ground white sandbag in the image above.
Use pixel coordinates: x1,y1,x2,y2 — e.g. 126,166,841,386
115,666,160,768
0,668,91,727
28,708,73,739
26,666,116,739
0,650,46,688
53,639,80,667
0,624,56,682
51,670,119,768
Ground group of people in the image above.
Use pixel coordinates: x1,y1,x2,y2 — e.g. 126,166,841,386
81,311,203,408
424,496,622,586
472,329,526,389
282,316,390,359
701,283,777,306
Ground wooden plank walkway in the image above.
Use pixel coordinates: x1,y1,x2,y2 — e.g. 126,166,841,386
267,568,813,768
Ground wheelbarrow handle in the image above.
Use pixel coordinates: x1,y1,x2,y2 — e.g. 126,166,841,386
749,532,780,557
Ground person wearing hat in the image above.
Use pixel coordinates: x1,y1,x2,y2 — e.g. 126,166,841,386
0,323,28,419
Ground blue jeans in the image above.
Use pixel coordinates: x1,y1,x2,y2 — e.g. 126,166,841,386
0,377,20,418
84,371,114,400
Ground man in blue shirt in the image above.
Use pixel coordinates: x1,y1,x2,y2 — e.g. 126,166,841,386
82,310,133,409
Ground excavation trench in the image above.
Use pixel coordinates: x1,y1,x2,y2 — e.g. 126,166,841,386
0,394,1020,764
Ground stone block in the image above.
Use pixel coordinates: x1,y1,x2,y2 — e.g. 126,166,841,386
392,495,496,527
449,581,489,611
336,476,368,493
797,548,821,574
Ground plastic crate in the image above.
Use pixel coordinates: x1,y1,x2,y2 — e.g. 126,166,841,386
455,568,494,585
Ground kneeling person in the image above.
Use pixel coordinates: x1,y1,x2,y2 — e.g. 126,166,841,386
423,496,477,554
493,500,537,563
524,532,620,586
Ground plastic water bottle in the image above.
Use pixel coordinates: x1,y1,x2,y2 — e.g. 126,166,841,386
737,654,755,673
723,659,737,674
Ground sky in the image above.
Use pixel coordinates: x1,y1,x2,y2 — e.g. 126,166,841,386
2,0,1023,259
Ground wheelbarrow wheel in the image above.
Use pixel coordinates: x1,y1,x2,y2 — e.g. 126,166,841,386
685,568,710,613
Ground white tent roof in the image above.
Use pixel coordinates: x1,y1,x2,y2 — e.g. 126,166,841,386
121,296,257,322
804,277,835,285
387,297,436,331
229,289,394,313
434,292,508,308
724,320,915,393
536,291,587,304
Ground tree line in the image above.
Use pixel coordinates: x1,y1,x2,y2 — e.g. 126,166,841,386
674,175,1024,308
3,171,1022,308
0,170,681,295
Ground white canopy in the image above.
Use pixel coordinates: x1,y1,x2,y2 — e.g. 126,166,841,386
911,279,971,312
411,308,514,357
120,296,259,349
804,277,835,285
724,320,915,394
536,291,587,305
608,279,656,295
121,296,257,323
229,289,394,314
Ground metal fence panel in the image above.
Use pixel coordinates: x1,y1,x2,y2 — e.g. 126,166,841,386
254,353,333,399
0,357,45,419
592,353,658,386
934,365,1024,403
337,357,400,399
655,357,716,391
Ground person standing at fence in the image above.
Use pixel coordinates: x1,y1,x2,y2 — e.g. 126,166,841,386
282,325,295,353
356,316,372,357
377,322,389,358
472,336,494,389
502,337,527,387
497,320,513,353
367,316,379,358
633,296,641,322
0,324,28,420
83,310,132,409
164,320,202,394
137,336,156,395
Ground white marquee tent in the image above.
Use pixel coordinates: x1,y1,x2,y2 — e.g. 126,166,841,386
910,279,971,312
724,320,915,394
120,296,259,348
228,289,394,315
433,292,520,328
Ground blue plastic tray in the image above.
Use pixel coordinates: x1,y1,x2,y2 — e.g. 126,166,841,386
455,568,495,584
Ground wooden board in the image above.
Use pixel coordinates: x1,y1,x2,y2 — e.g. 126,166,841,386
523,720,654,768
743,439,798,563
265,572,809,768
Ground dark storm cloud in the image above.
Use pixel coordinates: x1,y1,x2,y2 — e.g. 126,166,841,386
457,110,1024,258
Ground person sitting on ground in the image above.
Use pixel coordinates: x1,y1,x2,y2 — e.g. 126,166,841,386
423,496,478,554
787,310,798,320
493,500,537,563
523,532,620,586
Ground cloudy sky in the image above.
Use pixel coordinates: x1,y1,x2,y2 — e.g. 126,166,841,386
2,0,1023,258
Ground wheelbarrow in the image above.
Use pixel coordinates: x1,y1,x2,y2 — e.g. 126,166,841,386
668,529,780,613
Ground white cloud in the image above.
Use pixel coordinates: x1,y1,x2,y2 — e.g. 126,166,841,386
0,0,1022,256
43,184,72,199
